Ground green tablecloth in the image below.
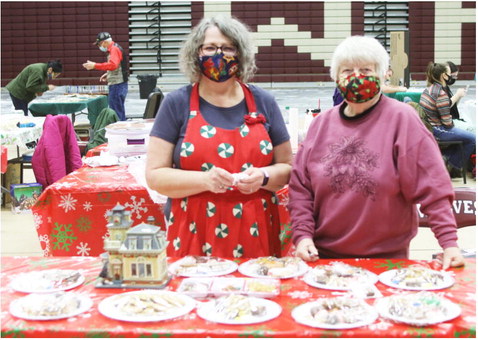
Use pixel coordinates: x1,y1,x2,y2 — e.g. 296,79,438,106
384,91,422,103
28,94,108,126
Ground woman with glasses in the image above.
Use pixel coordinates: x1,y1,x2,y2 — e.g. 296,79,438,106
146,16,292,258
420,62,475,176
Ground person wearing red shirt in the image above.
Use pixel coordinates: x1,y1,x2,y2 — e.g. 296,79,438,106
83,32,129,121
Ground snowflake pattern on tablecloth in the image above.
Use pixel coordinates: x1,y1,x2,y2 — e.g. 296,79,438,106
51,223,77,251
76,216,92,232
124,196,148,219
38,234,50,257
59,193,78,213
76,242,90,256
83,201,93,211
33,213,43,230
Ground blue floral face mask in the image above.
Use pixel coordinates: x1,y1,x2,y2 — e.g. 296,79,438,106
199,53,239,82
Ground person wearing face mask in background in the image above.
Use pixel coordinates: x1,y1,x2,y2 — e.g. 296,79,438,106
145,16,292,258
288,36,465,270
6,60,63,116
82,32,129,121
420,62,475,178
443,61,474,134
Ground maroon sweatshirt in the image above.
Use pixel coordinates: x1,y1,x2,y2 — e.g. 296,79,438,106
288,95,458,259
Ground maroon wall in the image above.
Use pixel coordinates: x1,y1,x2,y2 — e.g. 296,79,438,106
409,2,476,81
2,2,475,85
1,1,130,87
192,2,364,82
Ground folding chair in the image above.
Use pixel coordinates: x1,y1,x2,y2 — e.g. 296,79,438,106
143,89,164,119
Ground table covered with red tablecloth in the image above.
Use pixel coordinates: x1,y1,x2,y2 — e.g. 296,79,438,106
1,256,475,338
31,165,165,256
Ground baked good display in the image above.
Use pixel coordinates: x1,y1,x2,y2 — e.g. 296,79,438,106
303,261,378,290
378,265,454,290
375,291,461,326
169,255,238,277
98,290,196,322
10,269,84,293
9,292,92,320
238,256,309,279
291,297,378,329
196,294,282,324
177,277,280,298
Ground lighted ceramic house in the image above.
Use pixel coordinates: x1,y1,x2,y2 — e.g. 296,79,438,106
119,222,169,285
98,204,169,288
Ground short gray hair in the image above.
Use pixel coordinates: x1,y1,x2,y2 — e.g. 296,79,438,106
179,16,257,83
329,36,389,83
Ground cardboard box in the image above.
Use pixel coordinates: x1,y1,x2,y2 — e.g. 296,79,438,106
10,183,42,214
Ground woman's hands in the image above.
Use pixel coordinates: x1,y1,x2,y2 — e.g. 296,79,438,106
206,167,266,194
205,167,234,194
235,167,266,194
434,247,465,269
295,238,319,261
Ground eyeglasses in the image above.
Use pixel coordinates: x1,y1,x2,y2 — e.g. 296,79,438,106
200,44,237,57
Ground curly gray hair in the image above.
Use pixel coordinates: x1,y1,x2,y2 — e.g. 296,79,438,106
179,15,257,83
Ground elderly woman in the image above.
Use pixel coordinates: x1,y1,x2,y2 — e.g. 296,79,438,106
288,36,464,269
146,16,292,258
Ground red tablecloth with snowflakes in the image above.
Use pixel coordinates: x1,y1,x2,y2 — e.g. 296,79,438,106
31,165,165,256
1,256,475,338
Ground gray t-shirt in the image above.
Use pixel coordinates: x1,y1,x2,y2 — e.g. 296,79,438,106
150,84,290,168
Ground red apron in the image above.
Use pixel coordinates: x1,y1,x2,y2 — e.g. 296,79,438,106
166,82,281,258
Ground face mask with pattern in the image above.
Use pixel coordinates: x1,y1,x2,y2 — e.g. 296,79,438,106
199,53,239,82
337,73,381,103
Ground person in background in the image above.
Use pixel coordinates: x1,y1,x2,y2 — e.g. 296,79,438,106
381,66,408,94
6,60,62,116
288,36,464,270
419,62,475,176
145,16,292,258
83,32,129,121
332,87,344,106
444,61,474,133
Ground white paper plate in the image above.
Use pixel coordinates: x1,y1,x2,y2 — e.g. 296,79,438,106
10,270,85,293
291,298,378,329
238,257,309,279
378,268,454,290
303,263,378,290
9,292,92,320
169,256,238,277
375,293,461,326
197,295,282,325
98,290,196,322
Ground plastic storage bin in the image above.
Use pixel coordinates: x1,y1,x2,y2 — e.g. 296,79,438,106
105,121,154,157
